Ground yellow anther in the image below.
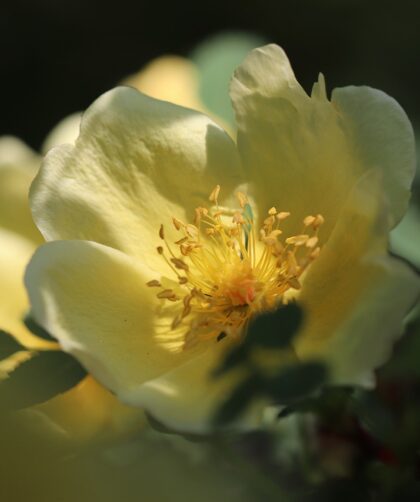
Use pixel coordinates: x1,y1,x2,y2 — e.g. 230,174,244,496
287,277,301,290
171,315,182,330
310,247,321,259
286,234,309,246
180,244,189,256
232,212,245,224
147,280,161,287
194,207,208,225
306,236,319,248
150,189,323,351
209,184,221,203
263,236,278,246
263,230,283,246
286,251,299,275
236,191,248,208
182,305,191,318
157,289,176,299
264,215,275,227
170,258,189,271
303,215,316,226
183,294,193,308
172,218,183,230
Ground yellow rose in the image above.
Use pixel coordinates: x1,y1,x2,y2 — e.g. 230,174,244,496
25,45,420,433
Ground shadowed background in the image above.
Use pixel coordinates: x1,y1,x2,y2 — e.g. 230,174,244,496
2,0,419,149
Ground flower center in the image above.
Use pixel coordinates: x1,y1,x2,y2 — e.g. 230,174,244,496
147,186,324,350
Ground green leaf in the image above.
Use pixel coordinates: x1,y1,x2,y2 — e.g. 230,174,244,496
212,342,249,378
23,313,56,342
0,330,25,359
351,389,396,443
267,361,327,404
212,375,262,426
245,303,303,349
379,315,420,380
0,350,87,410
191,32,266,128
278,386,354,420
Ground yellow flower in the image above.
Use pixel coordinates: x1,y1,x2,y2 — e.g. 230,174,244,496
25,45,420,433
0,120,144,440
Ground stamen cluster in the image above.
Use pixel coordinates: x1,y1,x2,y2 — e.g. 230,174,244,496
147,186,324,350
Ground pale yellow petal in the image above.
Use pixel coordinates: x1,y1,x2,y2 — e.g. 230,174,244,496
0,137,43,244
31,87,242,269
0,229,51,350
36,376,146,441
331,85,416,227
25,240,205,398
123,345,264,434
295,171,420,385
230,44,416,238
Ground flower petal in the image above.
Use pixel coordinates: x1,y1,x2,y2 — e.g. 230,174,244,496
294,171,420,386
230,44,415,238
0,137,43,244
36,375,146,441
31,87,242,269
0,229,52,350
331,85,416,227
25,240,205,398
123,346,264,434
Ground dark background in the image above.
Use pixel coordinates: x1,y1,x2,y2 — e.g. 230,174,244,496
2,0,419,149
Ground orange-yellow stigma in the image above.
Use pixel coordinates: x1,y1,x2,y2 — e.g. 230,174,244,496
147,186,324,350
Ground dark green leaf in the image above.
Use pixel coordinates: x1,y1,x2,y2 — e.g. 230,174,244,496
0,330,25,359
245,303,303,349
389,250,420,277
379,315,420,380
212,342,249,377
212,375,262,426
0,350,87,410
351,389,396,443
191,32,265,127
278,386,354,420
267,361,327,404
23,313,56,342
